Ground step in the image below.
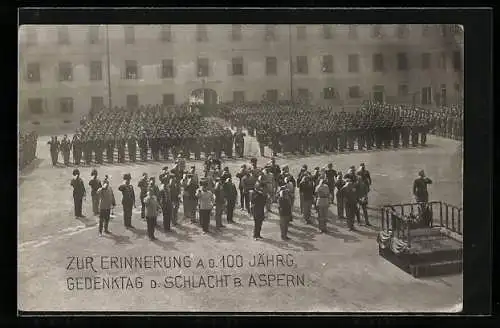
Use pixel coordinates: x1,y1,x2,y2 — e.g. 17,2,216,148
409,248,463,265
410,259,463,278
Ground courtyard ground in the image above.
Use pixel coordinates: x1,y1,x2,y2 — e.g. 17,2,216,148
18,132,463,312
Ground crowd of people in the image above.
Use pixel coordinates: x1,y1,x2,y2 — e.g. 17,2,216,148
50,105,243,167
70,155,434,241
218,101,463,157
19,131,38,169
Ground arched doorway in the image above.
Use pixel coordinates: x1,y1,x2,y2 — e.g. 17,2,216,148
190,88,218,106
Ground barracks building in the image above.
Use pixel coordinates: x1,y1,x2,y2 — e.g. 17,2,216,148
19,24,463,120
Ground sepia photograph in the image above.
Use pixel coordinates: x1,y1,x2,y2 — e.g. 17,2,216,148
18,22,464,312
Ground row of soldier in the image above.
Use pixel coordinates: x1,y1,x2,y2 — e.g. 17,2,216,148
51,108,248,167
19,131,38,169
69,157,378,241
219,103,431,156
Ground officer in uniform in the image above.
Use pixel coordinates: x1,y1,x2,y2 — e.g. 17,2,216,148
139,133,148,161
47,136,60,166
413,170,433,203
138,173,149,219
70,169,86,218
95,136,104,164
158,176,173,232
72,135,82,165
117,135,126,163
60,135,71,166
118,173,136,228
127,135,137,162
234,129,245,158
105,135,115,164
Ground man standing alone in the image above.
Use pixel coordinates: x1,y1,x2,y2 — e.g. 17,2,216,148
70,169,86,219
97,180,116,236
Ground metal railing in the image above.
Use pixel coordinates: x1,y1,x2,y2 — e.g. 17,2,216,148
378,201,462,246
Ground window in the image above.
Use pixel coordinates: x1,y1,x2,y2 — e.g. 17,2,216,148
160,25,172,42
453,51,461,71
421,87,432,105
323,87,336,99
124,26,135,44
161,59,174,78
371,25,383,38
91,96,104,110
396,24,409,39
438,52,447,70
163,94,175,106
90,61,102,81
264,25,276,41
196,25,208,42
88,26,100,44
373,85,385,103
126,94,139,108
28,98,43,114
373,53,384,72
440,84,447,106
348,54,359,73
26,63,40,82
322,25,333,39
297,88,309,100
57,26,70,45
421,53,431,70
125,60,138,79
266,57,277,76
349,86,361,98
297,26,307,40
26,28,37,46
398,84,409,97
233,91,245,103
266,89,278,102
59,97,74,113
231,24,242,41
397,52,409,71
296,56,308,75
321,55,333,73
348,25,358,39
58,62,73,81
232,57,244,76
197,58,209,77
422,24,432,37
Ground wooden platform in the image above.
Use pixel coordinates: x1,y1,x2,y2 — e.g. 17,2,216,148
379,227,463,278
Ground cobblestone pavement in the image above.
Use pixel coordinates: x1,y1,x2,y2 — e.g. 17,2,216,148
18,133,463,312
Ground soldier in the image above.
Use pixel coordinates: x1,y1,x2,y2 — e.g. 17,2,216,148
72,135,82,165
138,173,149,219
356,178,371,226
196,179,215,234
315,178,330,233
70,169,86,218
128,135,137,162
299,174,315,225
83,137,92,165
144,189,160,241
161,132,170,161
181,172,198,224
139,133,148,161
236,165,247,210
89,169,102,216
241,170,256,214
251,185,267,240
223,177,237,224
213,178,226,229
95,137,104,164
277,184,292,241
97,179,116,236
256,129,266,157
60,135,71,166
356,163,372,190
334,172,346,220
117,136,126,163
342,177,358,231
401,119,410,148
158,177,173,232
47,136,59,166
168,175,181,226
411,123,419,147
118,173,136,229
392,118,401,148
413,170,433,203
105,136,115,164
234,129,246,158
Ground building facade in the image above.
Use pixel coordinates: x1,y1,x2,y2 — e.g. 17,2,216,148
19,24,464,120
